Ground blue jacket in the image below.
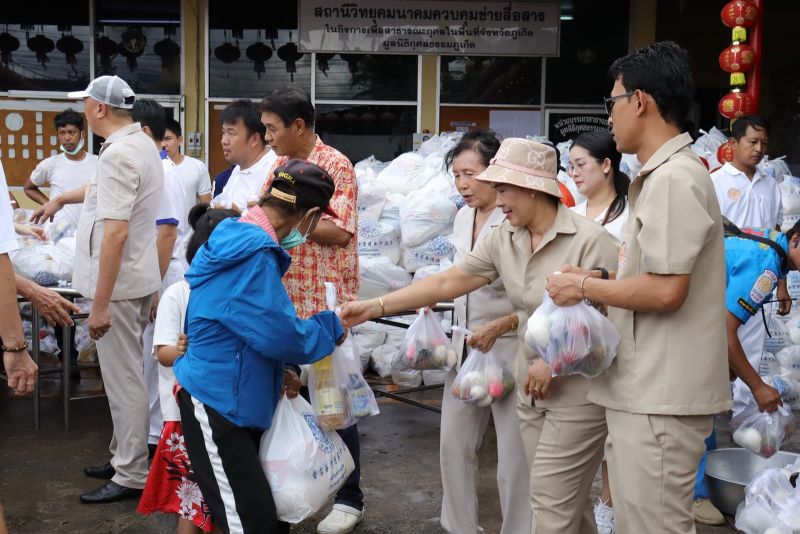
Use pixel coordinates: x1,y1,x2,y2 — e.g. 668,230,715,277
173,218,343,430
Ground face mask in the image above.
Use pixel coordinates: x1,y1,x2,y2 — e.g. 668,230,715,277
279,212,317,250
60,136,84,156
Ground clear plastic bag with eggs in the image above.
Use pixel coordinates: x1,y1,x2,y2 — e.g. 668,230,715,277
393,308,457,371
524,290,620,378
450,330,515,407
732,396,797,459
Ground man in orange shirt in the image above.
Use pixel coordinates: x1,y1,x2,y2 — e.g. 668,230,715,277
258,87,362,534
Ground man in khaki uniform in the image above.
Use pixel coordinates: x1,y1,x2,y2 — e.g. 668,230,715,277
547,42,731,534
67,76,163,504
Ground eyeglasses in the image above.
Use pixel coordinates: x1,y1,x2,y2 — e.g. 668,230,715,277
603,91,635,115
567,158,602,175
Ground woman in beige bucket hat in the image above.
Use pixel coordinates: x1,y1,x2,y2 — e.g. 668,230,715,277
341,137,620,533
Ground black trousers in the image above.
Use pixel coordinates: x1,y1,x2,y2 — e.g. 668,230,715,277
178,389,290,534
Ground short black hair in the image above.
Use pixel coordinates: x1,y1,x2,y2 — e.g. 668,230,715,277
786,221,800,244
731,115,769,141
220,99,266,144
444,128,501,170
165,117,182,138
608,41,694,128
132,99,167,142
258,86,315,129
185,204,239,265
54,109,84,131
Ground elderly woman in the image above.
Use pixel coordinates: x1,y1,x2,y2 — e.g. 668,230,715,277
174,159,345,534
440,129,531,534
341,139,619,534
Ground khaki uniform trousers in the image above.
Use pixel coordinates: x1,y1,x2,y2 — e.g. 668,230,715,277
517,400,607,534
94,296,151,488
604,409,713,534
440,367,532,534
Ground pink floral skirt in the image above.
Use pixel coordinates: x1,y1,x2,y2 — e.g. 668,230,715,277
137,421,215,531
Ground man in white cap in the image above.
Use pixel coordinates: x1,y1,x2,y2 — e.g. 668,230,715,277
55,75,162,503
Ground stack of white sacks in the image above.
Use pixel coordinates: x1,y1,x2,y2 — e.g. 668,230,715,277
353,134,463,387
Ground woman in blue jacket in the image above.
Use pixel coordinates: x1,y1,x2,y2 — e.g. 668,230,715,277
174,159,345,534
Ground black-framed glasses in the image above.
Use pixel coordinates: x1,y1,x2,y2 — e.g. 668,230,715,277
603,91,635,115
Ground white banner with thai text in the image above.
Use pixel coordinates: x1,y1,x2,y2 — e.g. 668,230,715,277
299,1,561,56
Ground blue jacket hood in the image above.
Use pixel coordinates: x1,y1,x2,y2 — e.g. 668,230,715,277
186,218,291,287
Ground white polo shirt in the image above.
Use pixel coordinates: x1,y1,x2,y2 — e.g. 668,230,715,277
157,158,187,260
711,162,783,229
173,156,211,224
212,149,276,210
0,161,19,255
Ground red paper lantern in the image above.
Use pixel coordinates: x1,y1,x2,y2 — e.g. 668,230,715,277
718,91,756,119
717,140,735,165
719,44,755,73
721,0,759,28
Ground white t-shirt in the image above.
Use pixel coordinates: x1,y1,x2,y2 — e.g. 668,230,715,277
0,161,19,255
152,279,190,422
30,152,97,229
571,200,629,244
173,156,212,225
157,158,187,259
212,149,277,210
711,162,783,229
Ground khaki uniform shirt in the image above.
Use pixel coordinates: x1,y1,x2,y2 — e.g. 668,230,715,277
74,122,163,301
588,133,732,415
457,202,619,408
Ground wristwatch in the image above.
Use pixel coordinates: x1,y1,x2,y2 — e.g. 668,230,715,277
592,267,609,280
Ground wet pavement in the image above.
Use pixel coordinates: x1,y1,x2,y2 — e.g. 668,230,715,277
1,378,796,533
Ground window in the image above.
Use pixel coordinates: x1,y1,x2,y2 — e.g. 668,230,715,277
0,2,91,92
545,0,629,105
208,0,309,98
440,56,542,105
95,0,181,95
315,103,417,162
315,54,418,102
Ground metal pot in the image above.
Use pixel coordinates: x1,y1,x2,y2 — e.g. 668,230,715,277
705,447,800,516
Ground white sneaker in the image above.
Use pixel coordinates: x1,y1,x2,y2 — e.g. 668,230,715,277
317,504,364,534
594,499,615,534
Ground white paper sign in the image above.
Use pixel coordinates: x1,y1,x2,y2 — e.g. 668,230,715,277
489,110,541,139
299,1,561,56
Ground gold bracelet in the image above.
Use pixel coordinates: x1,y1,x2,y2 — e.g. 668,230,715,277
377,296,386,316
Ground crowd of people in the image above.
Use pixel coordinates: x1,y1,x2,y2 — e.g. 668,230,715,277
0,39,796,534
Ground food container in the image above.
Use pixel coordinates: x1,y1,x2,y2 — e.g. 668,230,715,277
705,448,800,516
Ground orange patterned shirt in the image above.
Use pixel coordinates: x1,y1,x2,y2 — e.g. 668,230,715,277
260,136,359,319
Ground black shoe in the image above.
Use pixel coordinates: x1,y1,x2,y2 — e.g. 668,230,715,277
83,462,115,480
79,481,142,504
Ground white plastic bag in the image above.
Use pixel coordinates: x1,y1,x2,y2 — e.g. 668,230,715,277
358,256,412,299
422,369,447,386
450,329,515,407
351,322,387,372
356,177,387,221
11,243,73,284
402,236,455,273
413,259,453,282
259,396,355,523
732,397,796,458
735,499,792,534
394,309,456,371
765,316,792,355
759,351,780,377
358,220,401,264
768,373,800,409
525,291,621,378
376,152,426,195
776,346,800,381
399,190,457,248
370,345,395,378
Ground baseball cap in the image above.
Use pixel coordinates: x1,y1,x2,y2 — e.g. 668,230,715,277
267,159,337,217
67,75,136,109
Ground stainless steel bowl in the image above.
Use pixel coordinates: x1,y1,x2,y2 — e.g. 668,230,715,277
705,448,800,516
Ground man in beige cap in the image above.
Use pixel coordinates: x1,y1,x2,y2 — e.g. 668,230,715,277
547,42,730,534
63,76,163,503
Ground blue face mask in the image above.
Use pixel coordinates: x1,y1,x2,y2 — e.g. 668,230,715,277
279,213,316,250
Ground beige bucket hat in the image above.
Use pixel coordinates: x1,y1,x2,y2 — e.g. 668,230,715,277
476,138,562,198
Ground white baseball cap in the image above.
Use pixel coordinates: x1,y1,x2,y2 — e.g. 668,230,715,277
68,75,136,109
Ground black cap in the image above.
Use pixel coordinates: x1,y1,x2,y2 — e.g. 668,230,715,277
268,159,337,217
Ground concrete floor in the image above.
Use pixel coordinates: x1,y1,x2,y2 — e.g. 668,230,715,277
1,378,788,534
